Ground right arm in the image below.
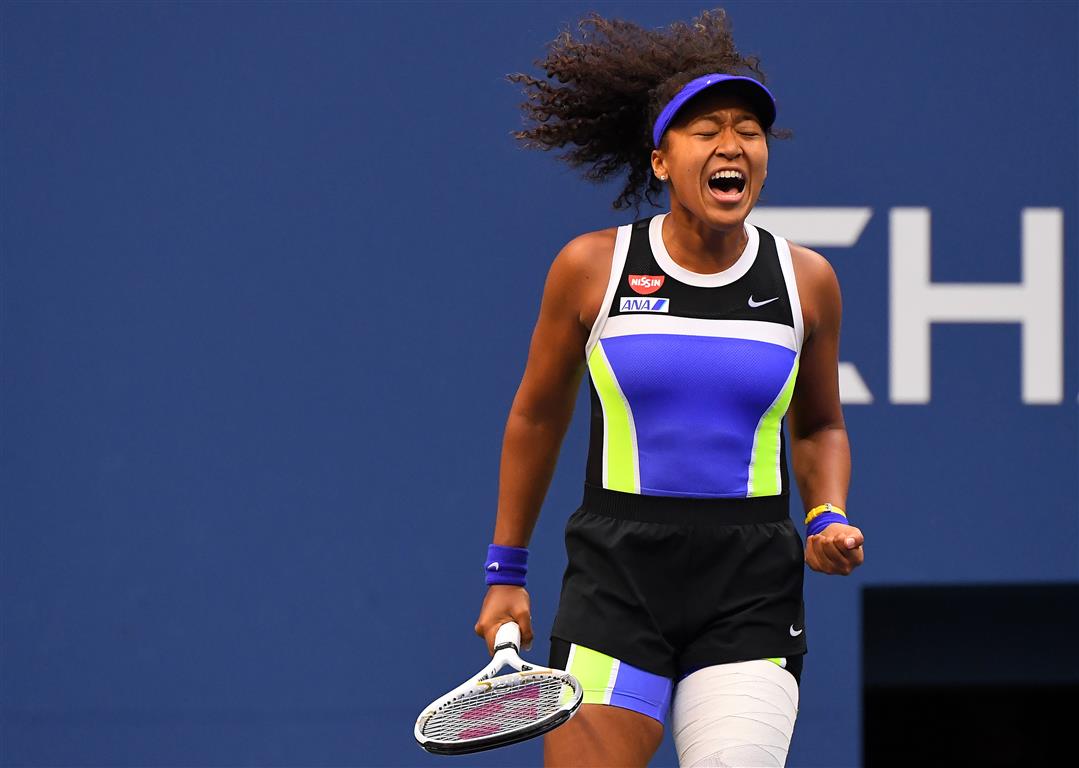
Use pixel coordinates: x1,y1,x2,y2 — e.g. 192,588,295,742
474,229,615,654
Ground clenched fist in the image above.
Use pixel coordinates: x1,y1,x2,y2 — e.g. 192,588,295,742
805,523,864,575
474,585,533,655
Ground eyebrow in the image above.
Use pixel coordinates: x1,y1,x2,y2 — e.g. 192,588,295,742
691,112,760,125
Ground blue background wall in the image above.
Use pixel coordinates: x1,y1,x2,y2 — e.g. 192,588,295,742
2,2,1075,766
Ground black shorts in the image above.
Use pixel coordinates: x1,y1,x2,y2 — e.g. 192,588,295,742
551,484,807,680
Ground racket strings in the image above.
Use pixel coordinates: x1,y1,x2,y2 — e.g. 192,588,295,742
421,675,572,743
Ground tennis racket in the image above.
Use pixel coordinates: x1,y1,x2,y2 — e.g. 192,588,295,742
414,621,583,754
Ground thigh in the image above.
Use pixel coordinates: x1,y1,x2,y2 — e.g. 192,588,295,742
672,659,799,768
544,704,663,768
545,639,672,767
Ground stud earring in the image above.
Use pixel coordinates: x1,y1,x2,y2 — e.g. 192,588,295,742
658,174,668,182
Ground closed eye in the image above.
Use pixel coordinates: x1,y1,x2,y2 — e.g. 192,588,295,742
737,121,761,133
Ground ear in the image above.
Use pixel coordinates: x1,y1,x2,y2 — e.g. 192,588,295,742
650,149,667,180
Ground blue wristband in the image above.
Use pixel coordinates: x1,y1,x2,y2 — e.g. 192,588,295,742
485,544,528,587
806,512,849,537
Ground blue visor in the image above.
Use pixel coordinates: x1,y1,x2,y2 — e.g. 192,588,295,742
652,73,776,147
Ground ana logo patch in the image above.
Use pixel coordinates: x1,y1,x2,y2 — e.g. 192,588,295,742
619,296,670,313
628,275,665,295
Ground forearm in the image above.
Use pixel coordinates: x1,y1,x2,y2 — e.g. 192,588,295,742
790,424,851,515
491,404,574,547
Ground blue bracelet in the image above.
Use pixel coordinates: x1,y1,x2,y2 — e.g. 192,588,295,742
806,511,849,537
485,544,528,587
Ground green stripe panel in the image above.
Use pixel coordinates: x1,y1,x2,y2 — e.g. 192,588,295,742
566,643,617,705
587,343,638,493
749,357,800,497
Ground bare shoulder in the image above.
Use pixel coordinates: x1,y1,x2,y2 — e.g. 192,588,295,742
551,227,618,279
788,242,841,335
546,227,618,329
789,242,838,290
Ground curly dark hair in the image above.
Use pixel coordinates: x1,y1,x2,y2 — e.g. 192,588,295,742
509,8,780,211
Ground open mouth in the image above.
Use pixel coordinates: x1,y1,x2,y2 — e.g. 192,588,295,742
707,169,746,201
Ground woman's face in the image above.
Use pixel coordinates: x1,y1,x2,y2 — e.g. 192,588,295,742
652,90,769,231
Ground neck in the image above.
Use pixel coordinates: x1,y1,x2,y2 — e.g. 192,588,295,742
662,201,749,273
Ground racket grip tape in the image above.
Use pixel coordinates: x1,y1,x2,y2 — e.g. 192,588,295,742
493,621,521,652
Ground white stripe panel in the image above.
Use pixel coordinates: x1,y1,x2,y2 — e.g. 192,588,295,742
773,236,804,351
603,658,621,705
584,224,632,359
601,314,797,351
564,644,577,675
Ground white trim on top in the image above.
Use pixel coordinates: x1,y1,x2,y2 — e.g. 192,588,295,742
601,314,797,352
773,235,804,351
649,212,759,287
584,224,632,359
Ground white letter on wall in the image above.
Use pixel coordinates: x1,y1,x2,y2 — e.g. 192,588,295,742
890,208,1063,404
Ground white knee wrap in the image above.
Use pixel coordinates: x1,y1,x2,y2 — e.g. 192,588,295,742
671,660,799,768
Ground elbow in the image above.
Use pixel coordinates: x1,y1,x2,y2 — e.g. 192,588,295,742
790,418,847,444
509,392,575,433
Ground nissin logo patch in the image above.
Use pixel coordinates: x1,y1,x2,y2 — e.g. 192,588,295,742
628,274,665,295
619,296,670,313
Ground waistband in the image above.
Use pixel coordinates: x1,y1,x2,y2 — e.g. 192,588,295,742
582,484,789,525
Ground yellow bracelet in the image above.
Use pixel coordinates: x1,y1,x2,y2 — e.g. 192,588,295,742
805,503,847,525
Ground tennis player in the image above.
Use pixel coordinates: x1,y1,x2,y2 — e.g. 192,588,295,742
475,10,864,767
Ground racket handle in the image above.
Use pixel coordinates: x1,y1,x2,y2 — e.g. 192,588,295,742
493,621,521,652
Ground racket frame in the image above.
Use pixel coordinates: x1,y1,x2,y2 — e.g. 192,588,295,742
414,622,583,754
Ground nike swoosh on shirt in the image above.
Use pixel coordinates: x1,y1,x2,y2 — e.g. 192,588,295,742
748,295,780,308
789,625,804,636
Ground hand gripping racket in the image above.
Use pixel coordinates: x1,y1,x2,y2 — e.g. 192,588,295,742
414,622,583,754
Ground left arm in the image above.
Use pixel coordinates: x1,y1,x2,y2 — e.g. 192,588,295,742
787,244,864,575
